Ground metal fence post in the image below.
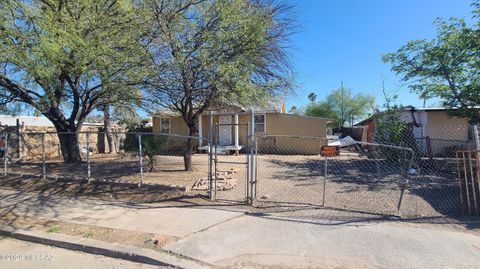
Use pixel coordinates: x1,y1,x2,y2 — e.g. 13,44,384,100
214,125,218,200
209,111,214,200
138,134,144,187
3,133,8,176
322,157,328,207
253,136,258,204
246,125,250,203
86,132,91,183
247,110,255,205
397,148,415,215
41,133,46,180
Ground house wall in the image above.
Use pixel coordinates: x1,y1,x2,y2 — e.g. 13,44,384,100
153,113,328,154
365,120,376,143
359,109,472,156
426,111,469,140
152,117,161,133
398,110,429,153
255,113,327,155
171,117,189,135
425,111,470,155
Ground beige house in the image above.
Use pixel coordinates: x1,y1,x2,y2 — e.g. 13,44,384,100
152,102,330,155
356,106,473,155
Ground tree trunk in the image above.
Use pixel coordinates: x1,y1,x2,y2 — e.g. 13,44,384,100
183,125,197,171
103,104,114,154
57,132,82,163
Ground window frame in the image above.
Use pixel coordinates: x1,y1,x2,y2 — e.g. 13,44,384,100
159,117,171,134
254,114,266,134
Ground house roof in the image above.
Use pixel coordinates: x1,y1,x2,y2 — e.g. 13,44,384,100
153,97,286,117
0,115,107,128
0,115,54,127
227,97,285,113
354,106,475,126
400,106,470,112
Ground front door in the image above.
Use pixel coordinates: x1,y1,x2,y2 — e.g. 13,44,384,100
218,116,232,145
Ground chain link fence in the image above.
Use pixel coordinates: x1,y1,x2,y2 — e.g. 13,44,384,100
0,121,478,221
252,135,415,220
371,123,480,218
254,135,327,207
250,124,480,220
0,131,211,192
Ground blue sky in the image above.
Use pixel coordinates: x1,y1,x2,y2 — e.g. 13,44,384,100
286,0,474,112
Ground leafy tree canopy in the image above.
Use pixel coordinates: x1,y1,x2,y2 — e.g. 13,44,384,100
382,0,480,122
0,0,148,162
305,84,375,128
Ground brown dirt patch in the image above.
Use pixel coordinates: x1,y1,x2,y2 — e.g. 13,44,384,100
0,175,208,203
0,212,176,250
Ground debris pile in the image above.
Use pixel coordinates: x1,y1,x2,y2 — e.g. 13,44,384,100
192,168,238,191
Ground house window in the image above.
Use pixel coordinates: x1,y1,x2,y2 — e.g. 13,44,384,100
160,118,171,133
254,114,265,133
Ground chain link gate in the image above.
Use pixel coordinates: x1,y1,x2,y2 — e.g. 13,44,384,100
209,111,257,204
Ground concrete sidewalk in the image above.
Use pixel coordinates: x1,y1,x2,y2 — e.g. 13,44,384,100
1,187,480,269
0,188,244,237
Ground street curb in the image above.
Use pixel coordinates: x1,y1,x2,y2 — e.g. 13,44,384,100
0,225,212,269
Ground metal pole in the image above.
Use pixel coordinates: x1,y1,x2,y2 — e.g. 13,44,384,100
209,111,214,200
470,126,480,213
322,157,327,206
474,124,480,151
252,110,255,204
397,147,415,215
138,134,144,187
3,133,8,176
42,133,46,180
86,132,91,183
248,110,255,204
245,124,250,203
253,136,258,203
214,126,218,200
476,150,480,214
456,152,465,215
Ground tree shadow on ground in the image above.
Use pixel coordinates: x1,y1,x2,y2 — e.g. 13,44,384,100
8,157,142,181
264,156,473,222
1,177,479,232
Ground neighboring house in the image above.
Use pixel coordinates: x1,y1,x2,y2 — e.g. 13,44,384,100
0,115,116,130
152,101,330,155
355,106,474,155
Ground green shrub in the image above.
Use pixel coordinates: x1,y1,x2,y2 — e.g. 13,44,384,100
122,127,153,153
142,135,169,172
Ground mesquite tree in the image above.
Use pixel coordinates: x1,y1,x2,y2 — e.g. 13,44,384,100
143,0,294,171
0,0,146,162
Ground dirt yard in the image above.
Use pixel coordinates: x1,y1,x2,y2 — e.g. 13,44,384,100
0,175,208,204
3,151,463,220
